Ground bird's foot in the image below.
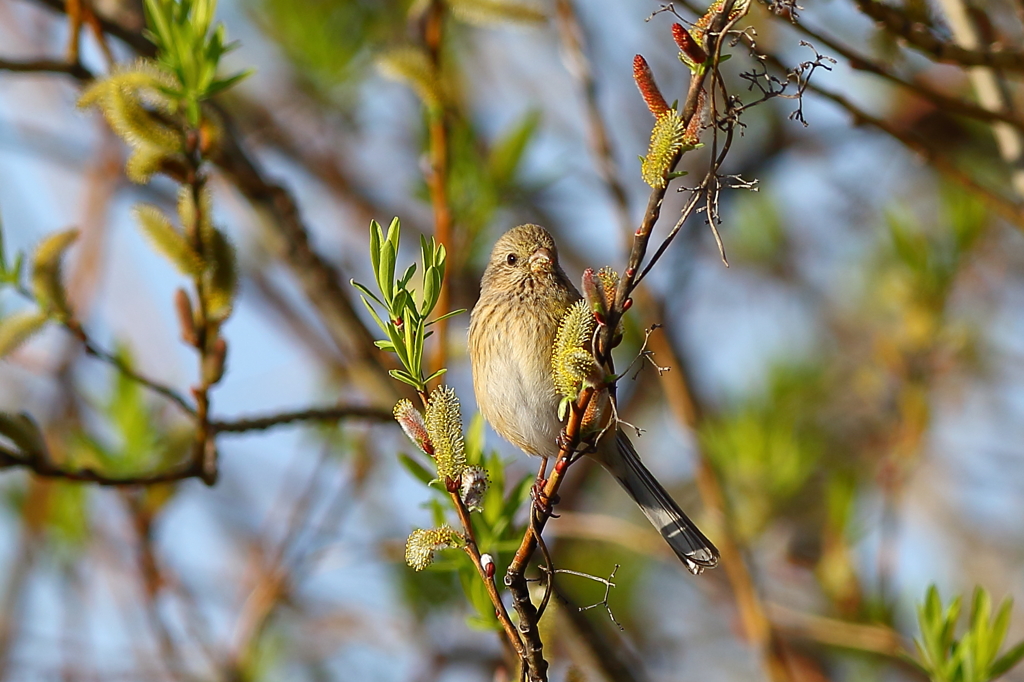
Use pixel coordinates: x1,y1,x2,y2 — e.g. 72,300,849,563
530,485,560,519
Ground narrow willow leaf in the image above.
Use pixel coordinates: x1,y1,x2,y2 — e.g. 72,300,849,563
398,453,435,486
0,411,49,457
133,204,204,276
489,109,541,185
0,310,48,359
31,229,78,318
991,640,1024,678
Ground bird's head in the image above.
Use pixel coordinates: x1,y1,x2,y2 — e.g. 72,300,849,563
481,224,566,296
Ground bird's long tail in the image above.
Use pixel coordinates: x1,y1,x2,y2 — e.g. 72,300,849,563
600,430,719,575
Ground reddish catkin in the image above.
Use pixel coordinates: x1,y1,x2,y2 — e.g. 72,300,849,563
672,23,707,63
633,55,670,118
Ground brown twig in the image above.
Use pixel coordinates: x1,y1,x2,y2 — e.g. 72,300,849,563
763,52,1024,232
774,16,1024,132
211,405,394,433
422,0,454,383
0,57,92,79
852,0,1024,72
0,443,203,485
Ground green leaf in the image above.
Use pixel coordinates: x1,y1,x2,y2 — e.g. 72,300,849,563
0,310,48,359
369,220,382,285
389,369,423,390
0,411,49,457
464,414,486,465
358,294,391,336
423,368,448,384
351,280,387,310
398,453,435,486
426,309,466,326
991,640,1024,678
378,239,396,308
489,109,540,185
398,262,417,289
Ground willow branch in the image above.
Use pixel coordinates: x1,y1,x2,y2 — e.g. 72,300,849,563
853,0,1024,72
0,57,91,79
423,0,454,382
210,405,394,433
776,18,1024,132
0,444,203,485
765,52,1024,231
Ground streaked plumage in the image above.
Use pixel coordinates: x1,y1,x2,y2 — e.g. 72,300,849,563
468,224,719,574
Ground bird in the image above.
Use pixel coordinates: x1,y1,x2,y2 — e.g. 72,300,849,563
468,224,719,575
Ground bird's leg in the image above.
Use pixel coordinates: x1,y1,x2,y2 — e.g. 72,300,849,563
555,429,572,453
531,456,560,519
536,456,549,486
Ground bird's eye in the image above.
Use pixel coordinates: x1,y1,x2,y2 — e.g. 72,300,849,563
506,253,518,266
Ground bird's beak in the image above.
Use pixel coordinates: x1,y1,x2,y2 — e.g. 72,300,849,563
529,247,553,274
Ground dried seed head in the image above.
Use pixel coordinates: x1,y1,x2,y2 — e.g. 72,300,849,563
460,466,489,512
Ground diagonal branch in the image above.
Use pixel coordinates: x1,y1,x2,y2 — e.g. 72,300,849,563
853,0,1024,72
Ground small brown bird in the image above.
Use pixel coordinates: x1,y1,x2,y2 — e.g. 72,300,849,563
468,224,719,574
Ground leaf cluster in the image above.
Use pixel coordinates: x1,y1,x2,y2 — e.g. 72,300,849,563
913,586,1024,682
352,218,462,391
143,0,252,125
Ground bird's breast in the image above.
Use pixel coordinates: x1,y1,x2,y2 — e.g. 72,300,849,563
469,294,567,459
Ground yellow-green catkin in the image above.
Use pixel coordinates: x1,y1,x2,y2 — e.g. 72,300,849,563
405,525,461,571
641,111,687,189
552,300,597,400
30,229,79,319
77,60,182,184
377,46,442,108
424,386,466,482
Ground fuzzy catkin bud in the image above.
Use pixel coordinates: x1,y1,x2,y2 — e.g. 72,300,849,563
552,300,598,400
424,386,466,482
405,526,461,571
394,399,434,456
596,267,619,312
582,268,605,318
633,55,670,118
672,23,707,65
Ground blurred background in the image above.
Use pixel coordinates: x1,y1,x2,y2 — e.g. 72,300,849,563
2,0,1024,680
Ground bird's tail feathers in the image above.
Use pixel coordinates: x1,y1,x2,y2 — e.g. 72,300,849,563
608,431,719,575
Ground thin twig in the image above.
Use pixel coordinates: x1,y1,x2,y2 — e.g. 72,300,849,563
0,57,92,79
211,405,394,433
852,0,1024,72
